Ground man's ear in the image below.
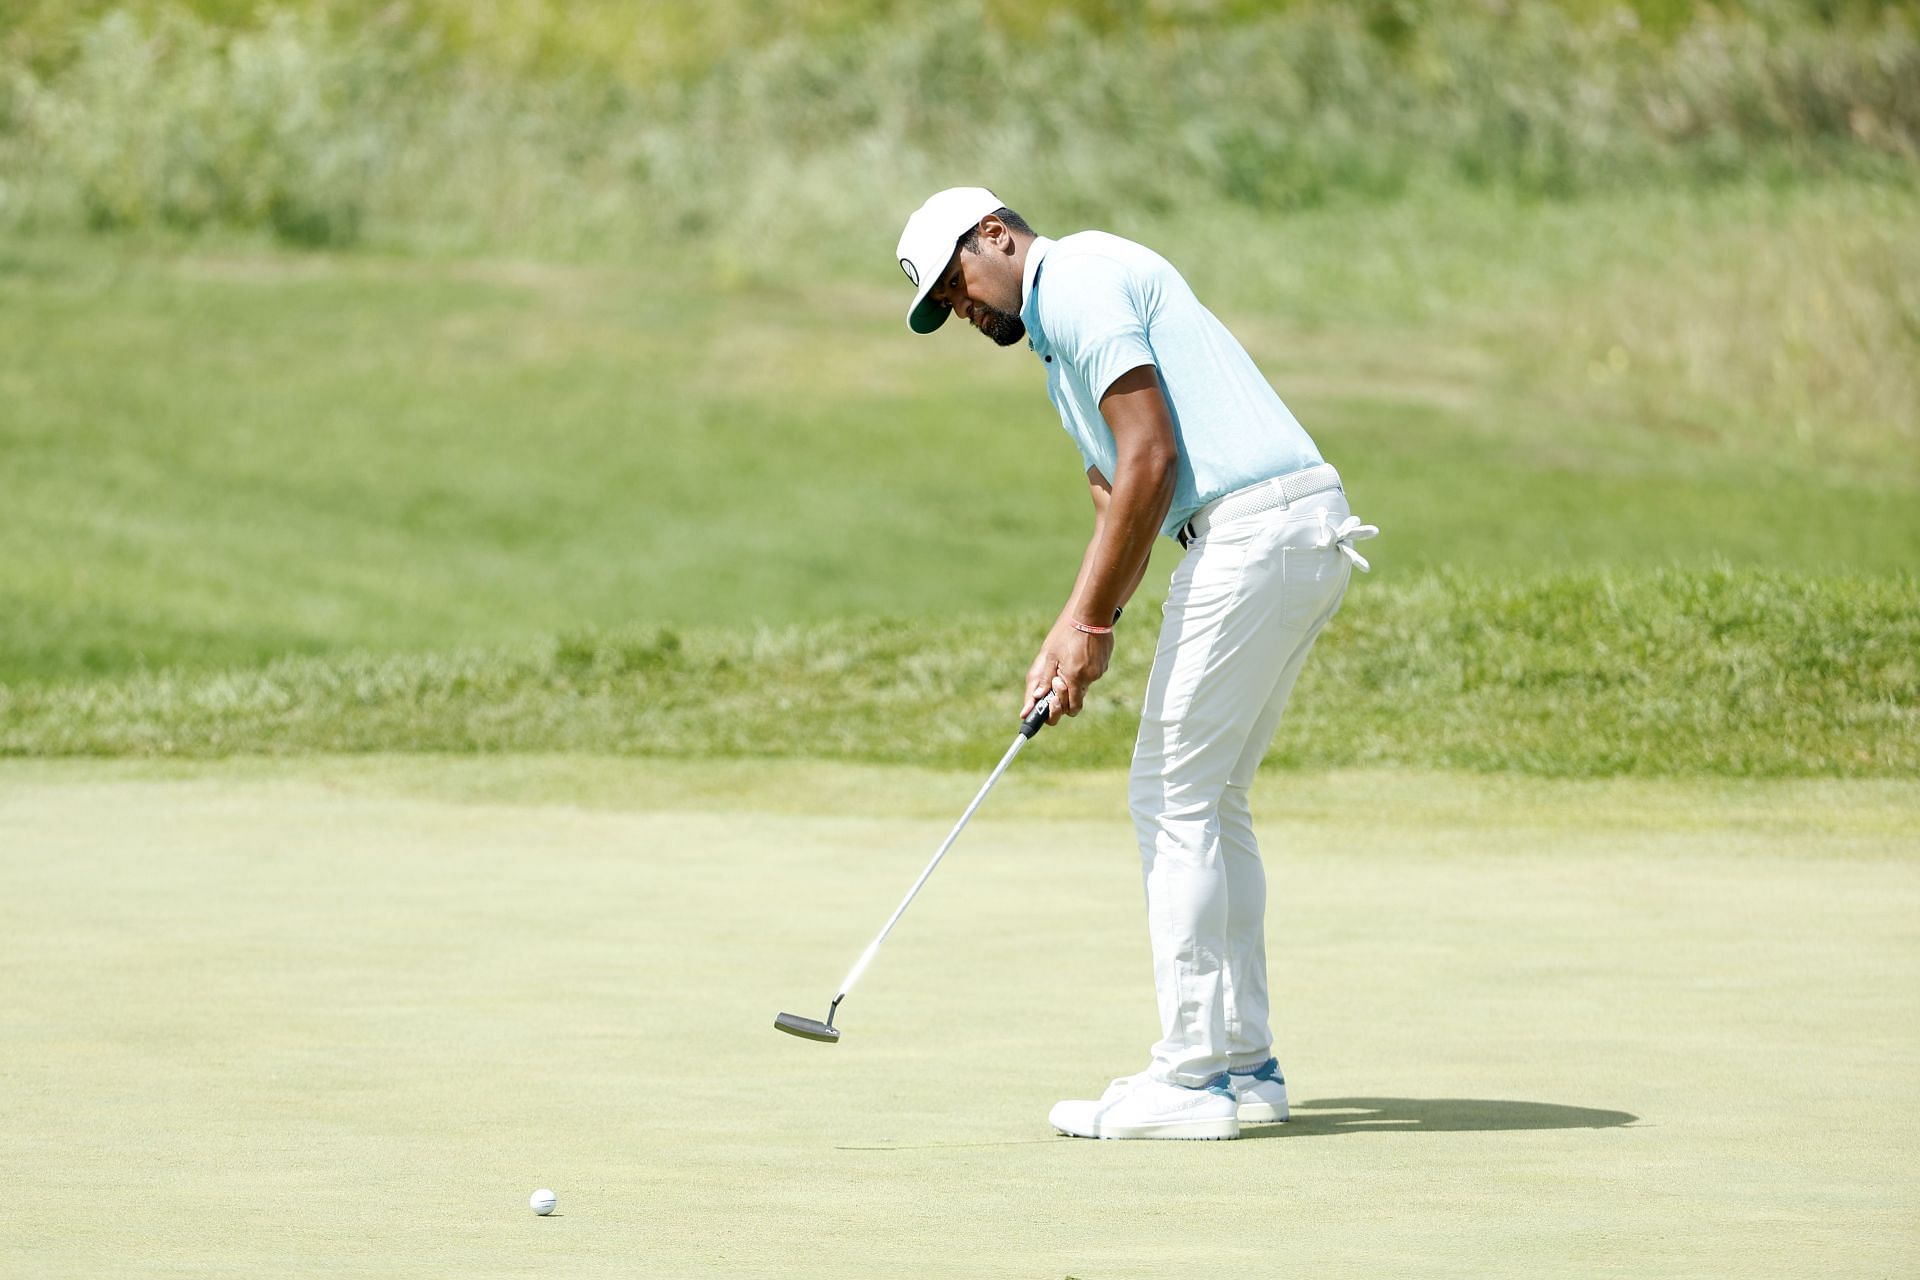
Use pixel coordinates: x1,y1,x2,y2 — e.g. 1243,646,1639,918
979,214,1016,254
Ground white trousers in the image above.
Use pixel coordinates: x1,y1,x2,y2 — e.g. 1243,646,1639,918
1128,488,1357,1086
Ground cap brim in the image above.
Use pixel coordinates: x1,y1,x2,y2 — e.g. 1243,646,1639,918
907,289,950,334
902,237,961,333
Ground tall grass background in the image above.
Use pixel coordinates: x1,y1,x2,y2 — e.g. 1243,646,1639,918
3,2,1915,255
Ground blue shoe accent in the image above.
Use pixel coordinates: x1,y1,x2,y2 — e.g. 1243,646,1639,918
1200,1073,1235,1100
1230,1058,1284,1084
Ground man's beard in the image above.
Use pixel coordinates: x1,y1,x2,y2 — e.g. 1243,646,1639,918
973,303,1026,347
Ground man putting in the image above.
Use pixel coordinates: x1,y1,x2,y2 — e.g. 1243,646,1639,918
895,187,1377,1141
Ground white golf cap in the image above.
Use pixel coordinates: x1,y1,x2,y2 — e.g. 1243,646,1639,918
895,186,1006,334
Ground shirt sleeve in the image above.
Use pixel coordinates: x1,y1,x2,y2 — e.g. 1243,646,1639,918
1042,252,1155,400
1069,436,1100,473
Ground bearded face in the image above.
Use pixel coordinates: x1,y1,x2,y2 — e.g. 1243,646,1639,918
970,301,1027,347
926,228,1029,348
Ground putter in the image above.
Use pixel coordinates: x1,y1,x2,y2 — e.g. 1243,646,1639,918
774,692,1056,1044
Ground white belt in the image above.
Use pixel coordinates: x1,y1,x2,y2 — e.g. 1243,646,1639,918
1179,463,1345,545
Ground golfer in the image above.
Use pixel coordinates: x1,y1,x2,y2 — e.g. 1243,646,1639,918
895,187,1377,1140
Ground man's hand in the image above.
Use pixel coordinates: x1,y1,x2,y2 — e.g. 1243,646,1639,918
1022,620,1115,724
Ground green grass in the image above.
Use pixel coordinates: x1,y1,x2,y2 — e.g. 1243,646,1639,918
9,1,1906,79
5,3,1915,252
4,8,1914,1274
3,182,1916,684
2,17,1914,774
2,760,1915,1277
5,569,1914,777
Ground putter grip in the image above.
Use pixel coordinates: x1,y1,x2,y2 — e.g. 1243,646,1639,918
1020,693,1054,739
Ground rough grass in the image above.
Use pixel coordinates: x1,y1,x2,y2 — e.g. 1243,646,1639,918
2,4,1914,253
10,1,1911,79
4,569,1913,777
3,11,1914,777
3,195,1915,682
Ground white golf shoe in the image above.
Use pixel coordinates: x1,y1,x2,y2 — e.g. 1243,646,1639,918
1049,1072,1240,1140
1229,1058,1289,1124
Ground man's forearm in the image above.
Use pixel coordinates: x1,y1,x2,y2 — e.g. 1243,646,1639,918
1070,459,1173,625
1062,524,1151,626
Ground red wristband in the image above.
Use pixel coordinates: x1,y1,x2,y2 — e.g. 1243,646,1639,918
1069,619,1115,636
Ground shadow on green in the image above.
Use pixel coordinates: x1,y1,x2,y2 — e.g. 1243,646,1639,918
836,1099,1639,1149
1245,1097,1639,1139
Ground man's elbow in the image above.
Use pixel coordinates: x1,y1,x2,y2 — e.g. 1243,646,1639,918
1124,442,1178,495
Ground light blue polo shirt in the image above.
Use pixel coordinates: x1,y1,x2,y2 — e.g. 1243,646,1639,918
1019,232,1323,539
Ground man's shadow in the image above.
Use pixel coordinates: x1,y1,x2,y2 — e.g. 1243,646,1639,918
1242,1097,1638,1138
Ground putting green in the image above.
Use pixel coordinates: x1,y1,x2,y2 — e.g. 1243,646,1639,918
1,760,1915,1278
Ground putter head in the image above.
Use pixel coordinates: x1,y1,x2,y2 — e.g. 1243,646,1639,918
774,1012,840,1044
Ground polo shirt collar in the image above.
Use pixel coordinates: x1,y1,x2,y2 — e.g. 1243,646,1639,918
1020,236,1055,353
1021,235,1054,309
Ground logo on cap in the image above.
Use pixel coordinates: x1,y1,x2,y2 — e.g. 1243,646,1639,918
899,258,919,287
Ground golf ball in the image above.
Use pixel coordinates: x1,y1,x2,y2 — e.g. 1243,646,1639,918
529,1189,557,1216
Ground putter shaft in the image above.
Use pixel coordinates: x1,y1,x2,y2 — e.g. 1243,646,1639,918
835,695,1052,1001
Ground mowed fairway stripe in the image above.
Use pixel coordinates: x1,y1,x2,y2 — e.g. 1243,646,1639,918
0,764,1915,1279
